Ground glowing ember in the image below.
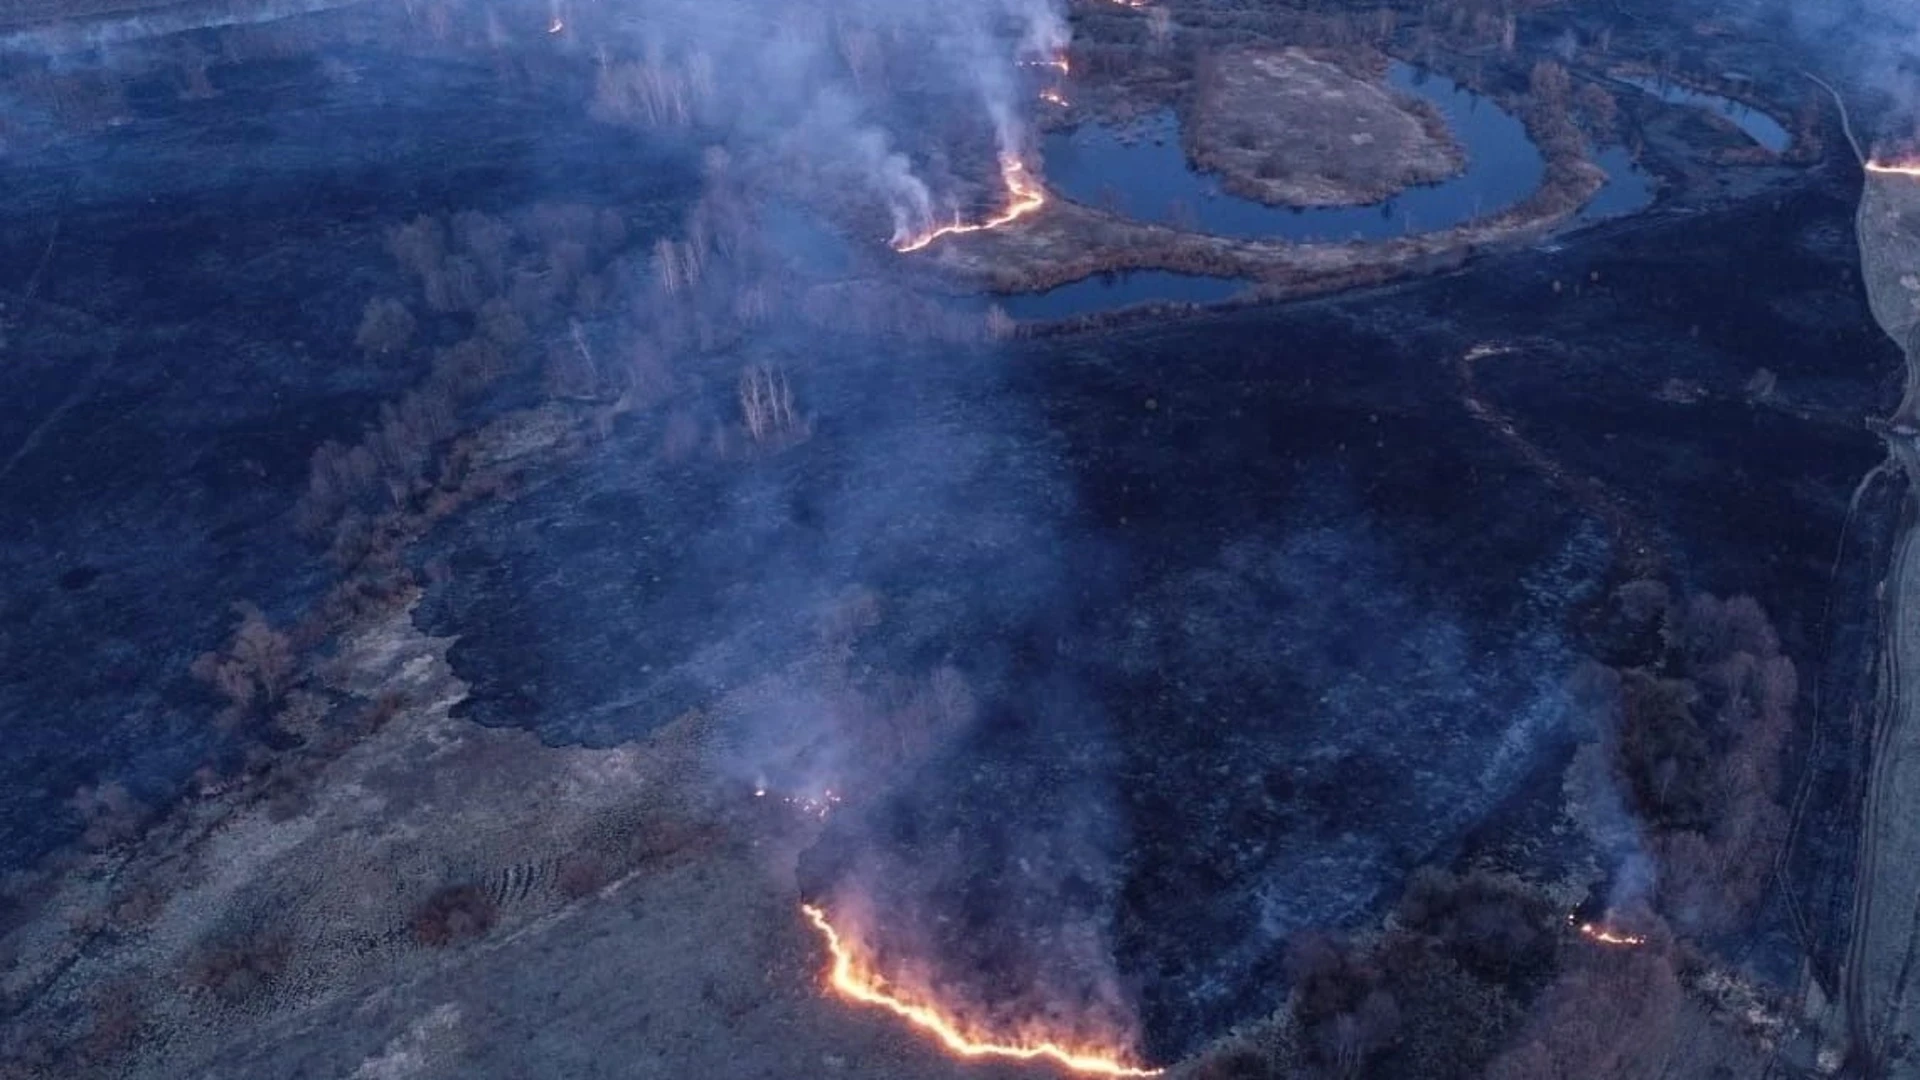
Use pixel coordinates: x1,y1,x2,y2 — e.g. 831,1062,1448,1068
547,16,564,33
1040,88,1070,107
753,786,844,819
800,904,1161,1077
1577,922,1647,948
894,157,1046,253
1867,159,1920,178
1020,55,1070,75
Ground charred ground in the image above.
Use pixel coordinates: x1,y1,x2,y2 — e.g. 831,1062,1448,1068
0,0,1901,1078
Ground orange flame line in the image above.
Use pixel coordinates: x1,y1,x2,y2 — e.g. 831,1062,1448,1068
1867,160,1920,178
1577,922,1647,947
894,158,1047,253
800,904,1162,1077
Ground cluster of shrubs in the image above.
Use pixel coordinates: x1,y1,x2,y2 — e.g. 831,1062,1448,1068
294,202,637,557
1188,870,1563,1079
1579,585,1796,935
410,884,498,947
185,922,294,1004
1480,932,1684,1080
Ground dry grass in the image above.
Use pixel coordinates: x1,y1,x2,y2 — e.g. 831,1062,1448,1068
1189,48,1465,208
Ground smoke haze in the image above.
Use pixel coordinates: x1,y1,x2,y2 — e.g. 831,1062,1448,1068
1778,0,1920,136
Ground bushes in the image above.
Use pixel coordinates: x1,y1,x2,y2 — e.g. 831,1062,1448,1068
190,602,296,727
1185,1037,1275,1079
1397,869,1556,983
1287,934,1401,1075
1577,586,1798,934
66,781,148,850
1481,939,1682,1080
410,883,497,947
185,924,293,1004
354,297,416,355
556,852,611,899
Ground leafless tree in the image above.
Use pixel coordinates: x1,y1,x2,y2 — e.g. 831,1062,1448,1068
738,364,800,443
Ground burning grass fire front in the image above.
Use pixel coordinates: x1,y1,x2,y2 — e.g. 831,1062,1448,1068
799,904,1162,1077
1867,158,1920,179
892,157,1049,253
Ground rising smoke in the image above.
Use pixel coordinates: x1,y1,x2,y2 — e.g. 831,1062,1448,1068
1779,0,1920,137
603,0,1154,1055
580,0,1066,243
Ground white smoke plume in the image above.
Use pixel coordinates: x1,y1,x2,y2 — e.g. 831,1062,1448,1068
697,0,1068,239
1783,0,1920,137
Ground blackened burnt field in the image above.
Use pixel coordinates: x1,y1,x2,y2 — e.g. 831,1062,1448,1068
416,178,1892,1056
0,45,696,869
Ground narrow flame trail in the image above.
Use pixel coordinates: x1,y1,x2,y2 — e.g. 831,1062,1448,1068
1020,55,1070,75
1577,922,1647,948
1867,160,1920,178
800,904,1162,1077
893,157,1047,253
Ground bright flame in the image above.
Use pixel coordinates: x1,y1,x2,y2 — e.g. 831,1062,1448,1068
547,16,564,33
894,157,1046,253
1577,922,1647,948
1020,55,1070,75
800,904,1161,1077
1867,159,1920,178
1040,88,1070,107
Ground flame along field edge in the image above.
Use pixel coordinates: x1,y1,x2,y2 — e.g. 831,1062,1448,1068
798,904,1163,1078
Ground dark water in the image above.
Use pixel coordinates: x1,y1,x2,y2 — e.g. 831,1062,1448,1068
1616,74,1793,153
1016,64,1655,318
997,146,1655,321
1042,62,1546,242
998,270,1245,320
1579,145,1659,221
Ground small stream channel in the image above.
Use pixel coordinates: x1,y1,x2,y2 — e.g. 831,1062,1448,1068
1614,73,1792,153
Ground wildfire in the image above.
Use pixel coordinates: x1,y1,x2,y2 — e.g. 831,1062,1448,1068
800,904,1162,1077
1577,921,1648,948
754,786,844,819
1021,54,1071,76
893,156,1047,253
1040,87,1070,107
1866,159,1920,178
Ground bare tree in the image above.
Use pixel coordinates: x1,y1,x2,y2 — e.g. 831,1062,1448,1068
738,365,801,443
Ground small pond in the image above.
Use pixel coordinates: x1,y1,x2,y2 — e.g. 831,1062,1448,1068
1042,62,1546,242
1614,74,1792,153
